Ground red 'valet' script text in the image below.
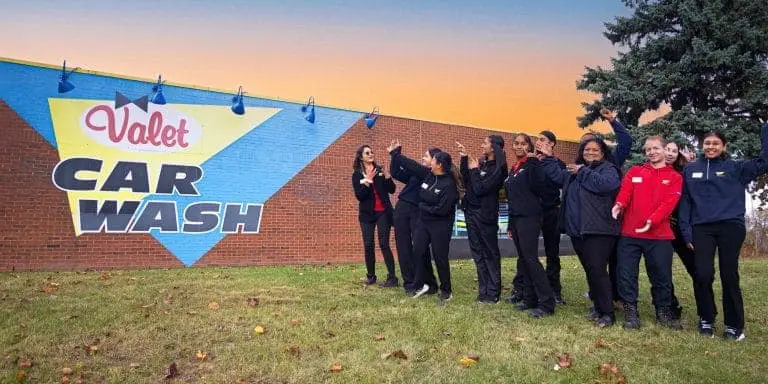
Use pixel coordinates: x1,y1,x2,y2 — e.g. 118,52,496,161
84,105,190,148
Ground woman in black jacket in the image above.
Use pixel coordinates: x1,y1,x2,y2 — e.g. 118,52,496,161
392,147,461,301
351,144,399,287
537,137,621,327
505,133,555,318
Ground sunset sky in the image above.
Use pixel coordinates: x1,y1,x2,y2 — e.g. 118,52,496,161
0,0,653,141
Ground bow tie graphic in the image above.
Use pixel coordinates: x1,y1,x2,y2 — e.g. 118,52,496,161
114,91,149,112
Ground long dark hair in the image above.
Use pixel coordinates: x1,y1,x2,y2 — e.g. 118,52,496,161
576,137,615,166
514,133,534,154
667,142,688,172
353,145,379,173
434,152,465,200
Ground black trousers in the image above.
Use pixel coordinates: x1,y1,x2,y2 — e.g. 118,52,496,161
541,206,562,295
510,215,554,311
670,226,697,314
692,221,746,329
617,237,674,308
412,219,453,294
359,211,396,278
393,201,437,291
572,235,617,316
466,209,502,300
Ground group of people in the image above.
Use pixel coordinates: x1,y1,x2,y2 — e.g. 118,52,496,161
351,108,768,341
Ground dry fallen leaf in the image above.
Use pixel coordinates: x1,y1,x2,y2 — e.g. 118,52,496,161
594,338,612,349
599,362,621,376
43,282,60,294
100,272,110,280
254,325,265,334
514,336,527,342
705,350,720,357
289,319,302,326
140,302,155,309
208,302,220,311
19,360,32,368
164,362,179,380
16,369,26,382
557,353,572,368
129,363,140,369
330,363,343,373
466,354,480,362
62,367,73,376
382,349,408,360
287,345,301,357
459,357,477,368
195,351,208,360
83,339,100,355
246,297,260,307
374,334,386,341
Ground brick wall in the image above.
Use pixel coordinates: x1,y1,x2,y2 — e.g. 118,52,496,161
0,101,579,271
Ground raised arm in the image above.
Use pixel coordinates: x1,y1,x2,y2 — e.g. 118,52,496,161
738,123,768,184
392,151,429,180
610,119,634,168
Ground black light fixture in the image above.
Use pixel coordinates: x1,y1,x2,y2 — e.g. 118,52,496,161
150,74,167,105
57,60,79,93
301,96,315,123
365,107,379,129
231,86,245,115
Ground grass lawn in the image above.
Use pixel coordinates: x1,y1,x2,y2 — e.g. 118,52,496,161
1,257,767,383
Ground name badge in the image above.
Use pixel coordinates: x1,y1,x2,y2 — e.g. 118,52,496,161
480,171,487,176
421,183,429,189
661,179,670,185
692,172,703,179
632,177,642,183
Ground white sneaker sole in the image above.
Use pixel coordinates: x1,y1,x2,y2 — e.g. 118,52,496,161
412,284,430,299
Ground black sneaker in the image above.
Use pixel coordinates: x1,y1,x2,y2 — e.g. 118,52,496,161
656,307,683,330
412,284,430,298
585,306,600,321
697,318,715,338
529,308,554,319
554,293,566,306
596,314,615,328
426,286,439,295
505,292,523,304
363,275,377,285
623,302,641,329
514,302,533,311
673,305,683,320
378,276,399,288
440,291,453,301
723,327,745,341
480,296,500,304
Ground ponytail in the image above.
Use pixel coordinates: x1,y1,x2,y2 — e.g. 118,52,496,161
451,166,465,201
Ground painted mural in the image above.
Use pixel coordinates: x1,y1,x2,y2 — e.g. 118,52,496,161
0,59,364,266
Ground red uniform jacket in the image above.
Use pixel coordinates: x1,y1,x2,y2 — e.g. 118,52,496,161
615,163,682,240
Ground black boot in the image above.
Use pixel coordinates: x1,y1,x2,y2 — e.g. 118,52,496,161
622,302,641,329
378,275,399,288
656,306,683,330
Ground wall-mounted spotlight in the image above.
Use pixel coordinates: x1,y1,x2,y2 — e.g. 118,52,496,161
150,74,167,105
231,86,245,115
57,60,79,93
365,107,379,129
301,96,315,123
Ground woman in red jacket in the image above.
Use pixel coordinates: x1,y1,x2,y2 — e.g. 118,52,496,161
351,145,399,287
612,136,682,330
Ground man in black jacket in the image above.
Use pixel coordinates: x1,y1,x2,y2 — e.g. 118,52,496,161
459,136,508,303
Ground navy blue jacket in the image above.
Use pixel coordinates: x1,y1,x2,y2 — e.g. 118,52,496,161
679,124,768,244
352,165,395,223
505,157,546,218
542,157,621,237
577,120,633,168
540,157,566,209
460,145,508,224
389,147,425,206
